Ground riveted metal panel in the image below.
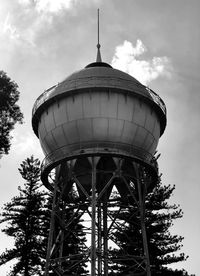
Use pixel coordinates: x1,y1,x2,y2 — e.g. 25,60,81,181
77,118,93,142
107,118,124,142
43,106,56,133
152,119,160,139
121,121,138,144
53,100,68,126
99,91,118,118
140,132,151,152
148,138,157,155
51,125,68,148
144,132,156,151
92,118,108,140
83,92,100,118
38,117,47,141
144,108,156,134
44,131,58,152
117,93,134,122
62,121,79,144
133,99,146,127
66,94,83,121
133,126,149,148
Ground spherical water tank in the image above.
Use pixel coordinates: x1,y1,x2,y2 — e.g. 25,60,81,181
32,62,166,169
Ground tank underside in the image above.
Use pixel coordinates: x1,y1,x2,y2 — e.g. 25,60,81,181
41,150,158,193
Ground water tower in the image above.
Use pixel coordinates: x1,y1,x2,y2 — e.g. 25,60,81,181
32,14,166,276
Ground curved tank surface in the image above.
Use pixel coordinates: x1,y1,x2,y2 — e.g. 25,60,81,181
32,62,166,168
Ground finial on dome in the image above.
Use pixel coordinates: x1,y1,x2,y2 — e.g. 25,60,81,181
96,9,102,62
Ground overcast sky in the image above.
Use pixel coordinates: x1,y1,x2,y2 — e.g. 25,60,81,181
0,0,199,275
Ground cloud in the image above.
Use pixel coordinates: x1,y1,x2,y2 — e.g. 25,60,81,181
36,0,74,13
3,13,20,40
0,0,79,51
18,0,76,13
11,130,44,159
111,40,172,85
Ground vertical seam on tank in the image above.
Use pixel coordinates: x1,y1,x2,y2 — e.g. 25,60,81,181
119,119,125,142
107,117,109,141
43,113,48,136
61,124,68,145
42,136,49,155
97,90,100,117
52,103,57,128
40,114,47,139
146,133,156,153
44,106,57,146
50,129,60,151
141,127,151,150
116,92,119,119
75,119,80,147
65,96,69,122
131,95,135,123
91,118,94,141
81,93,84,118
140,106,148,149
132,123,139,144
99,90,102,117
152,113,157,140
147,128,156,152
143,103,148,128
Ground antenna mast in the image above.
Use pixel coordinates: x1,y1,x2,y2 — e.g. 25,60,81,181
97,8,100,47
96,8,102,62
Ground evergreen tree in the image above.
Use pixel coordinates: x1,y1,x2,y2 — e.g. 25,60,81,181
146,181,187,275
0,156,46,275
0,156,88,275
0,71,23,158
44,192,88,276
109,179,191,276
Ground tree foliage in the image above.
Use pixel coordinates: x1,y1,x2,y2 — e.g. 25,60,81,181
43,192,88,276
109,179,191,276
0,156,88,276
0,71,23,157
0,156,46,275
146,182,187,273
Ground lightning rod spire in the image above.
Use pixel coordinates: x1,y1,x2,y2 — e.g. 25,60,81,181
96,8,102,62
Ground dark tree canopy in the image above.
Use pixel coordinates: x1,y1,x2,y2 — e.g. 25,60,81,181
0,156,45,276
108,180,191,276
0,156,88,276
0,71,23,157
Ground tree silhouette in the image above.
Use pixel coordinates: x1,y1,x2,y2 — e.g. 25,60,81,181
109,178,192,275
0,156,45,275
0,71,23,158
0,156,88,275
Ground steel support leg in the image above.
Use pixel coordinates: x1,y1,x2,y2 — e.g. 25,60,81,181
91,157,97,276
45,183,57,276
136,165,151,276
97,203,102,276
103,198,108,276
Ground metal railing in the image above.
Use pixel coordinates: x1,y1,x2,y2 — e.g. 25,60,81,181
146,87,166,115
32,77,166,118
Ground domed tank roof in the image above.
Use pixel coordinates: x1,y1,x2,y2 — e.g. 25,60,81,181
32,61,166,137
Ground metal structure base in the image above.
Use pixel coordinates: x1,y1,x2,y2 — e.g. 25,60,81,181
44,155,156,276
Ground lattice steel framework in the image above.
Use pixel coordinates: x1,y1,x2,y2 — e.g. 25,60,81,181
44,155,158,276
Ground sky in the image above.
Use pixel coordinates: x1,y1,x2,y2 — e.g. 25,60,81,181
0,0,199,275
